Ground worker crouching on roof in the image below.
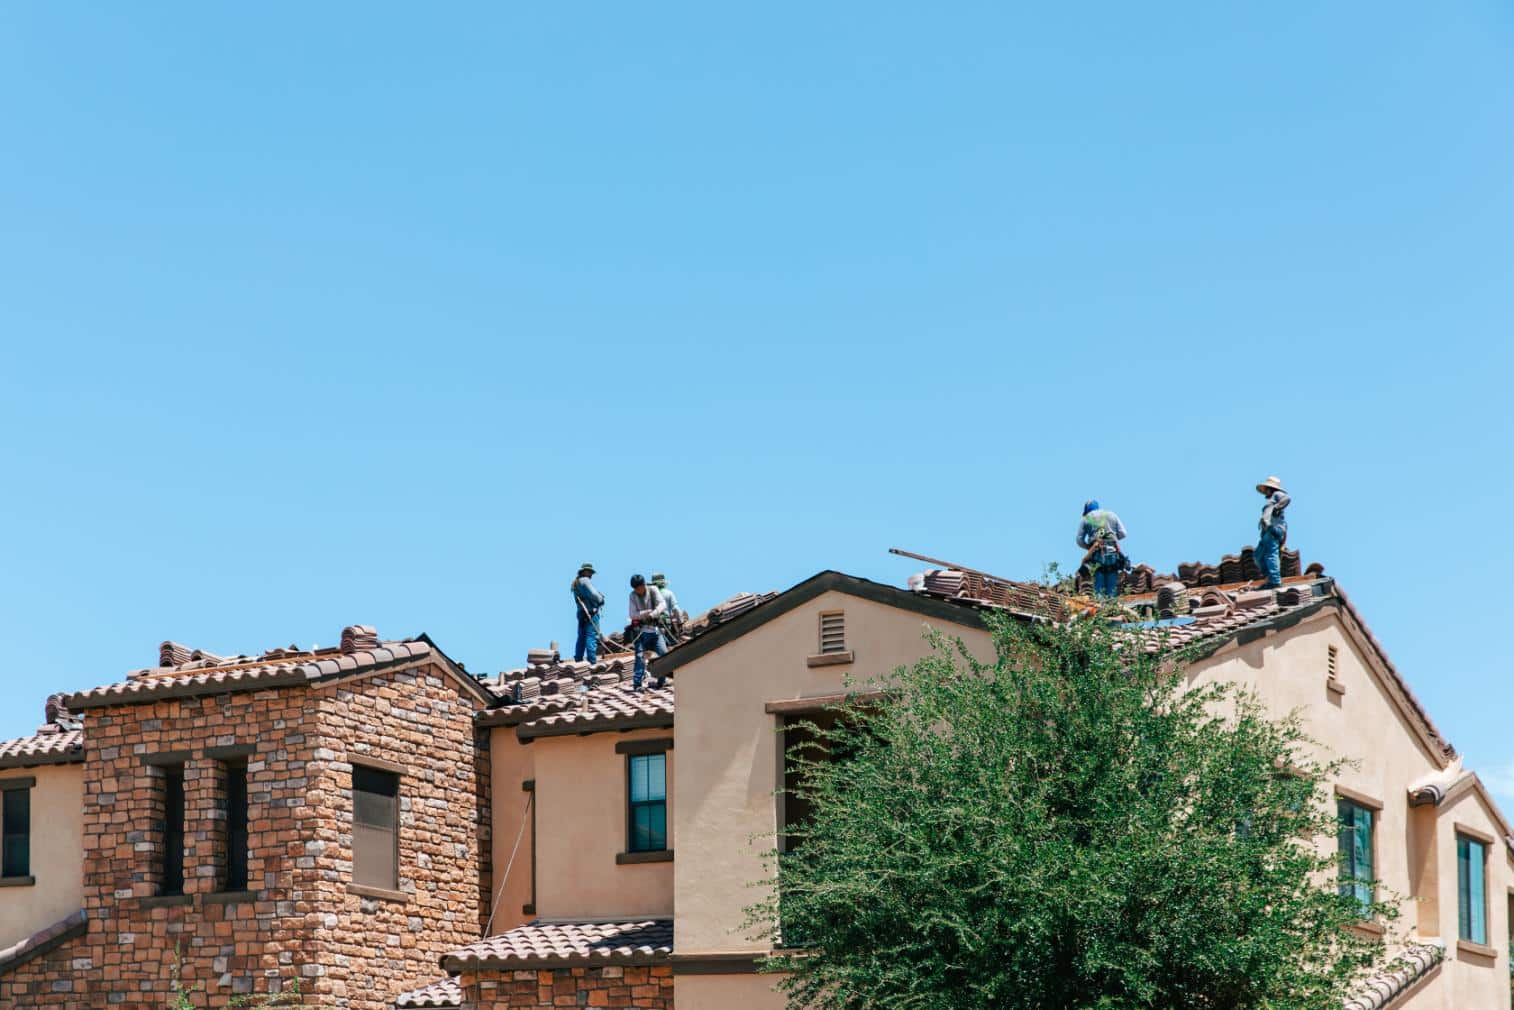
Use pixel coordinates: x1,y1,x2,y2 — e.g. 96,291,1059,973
628,574,669,691
1254,476,1291,590
1077,499,1129,599
572,562,606,663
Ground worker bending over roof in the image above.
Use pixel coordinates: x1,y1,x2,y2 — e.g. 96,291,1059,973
628,574,669,692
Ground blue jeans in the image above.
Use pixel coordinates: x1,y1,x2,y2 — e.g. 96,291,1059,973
575,614,599,663
633,629,667,689
1093,567,1120,599
1256,523,1286,588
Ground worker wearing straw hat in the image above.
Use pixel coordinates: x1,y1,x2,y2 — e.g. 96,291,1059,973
1254,477,1291,590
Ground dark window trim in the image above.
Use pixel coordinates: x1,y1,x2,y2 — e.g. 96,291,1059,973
204,890,256,905
617,849,674,864
159,764,186,896
0,776,36,791
625,752,668,855
222,758,249,893
205,744,255,761
0,875,36,887
351,763,401,893
616,738,673,756
348,753,408,776
140,750,193,767
2,785,31,880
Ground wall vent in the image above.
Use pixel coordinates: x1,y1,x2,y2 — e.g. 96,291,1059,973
1327,645,1339,679
819,612,846,654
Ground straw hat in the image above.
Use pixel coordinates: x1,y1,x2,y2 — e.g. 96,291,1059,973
1255,476,1286,495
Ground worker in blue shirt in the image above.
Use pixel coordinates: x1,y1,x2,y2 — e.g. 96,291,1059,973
1254,477,1291,589
1076,500,1129,599
571,562,606,663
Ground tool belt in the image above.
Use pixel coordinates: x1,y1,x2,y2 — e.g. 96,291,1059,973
1084,536,1127,572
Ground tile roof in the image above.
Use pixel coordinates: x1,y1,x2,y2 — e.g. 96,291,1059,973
516,684,674,739
62,626,492,711
1342,942,1443,1010
0,726,83,769
0,693,86,769
393,977,461,1009
0,909,87,977
440,920,673,972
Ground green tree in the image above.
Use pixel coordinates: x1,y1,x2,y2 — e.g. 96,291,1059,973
749,611,1396,1010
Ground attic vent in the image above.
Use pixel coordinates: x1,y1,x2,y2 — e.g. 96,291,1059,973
819,612,846,654
1326,644,1345,696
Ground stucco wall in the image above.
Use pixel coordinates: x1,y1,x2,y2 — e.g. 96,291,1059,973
673,971,787,1010
488,726,536,931
672,589,992,957
533,726,674,920
0,763,84,945
1186,608,1512,1009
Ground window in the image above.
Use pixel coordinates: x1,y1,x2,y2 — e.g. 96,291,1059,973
160,765,185,896
352,766,399,891
627,754,667,853
223,760,248,892
1458,834,1488,945
2,787,29,879
1337,799,1374,914
819,612,846,654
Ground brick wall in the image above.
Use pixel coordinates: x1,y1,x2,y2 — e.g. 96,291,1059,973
0,660,486,1010
458,964,674,1009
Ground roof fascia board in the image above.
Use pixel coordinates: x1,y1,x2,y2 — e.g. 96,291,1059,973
516,712,674,741
651,570,989,675
0,747,84,771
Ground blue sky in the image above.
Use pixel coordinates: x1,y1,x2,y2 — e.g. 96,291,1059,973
2,5,1511,800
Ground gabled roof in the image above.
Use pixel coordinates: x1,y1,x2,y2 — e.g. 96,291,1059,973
64,627,495,711
650,570,993,675
439,920,673,973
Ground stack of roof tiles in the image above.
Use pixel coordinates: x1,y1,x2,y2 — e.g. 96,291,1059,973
1073,545,1307,596
918,570,1067,621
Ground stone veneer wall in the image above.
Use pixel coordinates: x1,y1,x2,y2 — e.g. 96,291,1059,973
0,661,486,1010
459,964,674,1009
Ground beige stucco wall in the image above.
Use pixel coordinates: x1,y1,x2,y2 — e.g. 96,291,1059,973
533,726,674,920
672,589,993,962
488,726,537,933
673,972,787,1010
0,763,84,945
1186,609,1512,1009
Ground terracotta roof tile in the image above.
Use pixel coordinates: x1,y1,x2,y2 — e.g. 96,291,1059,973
441,920,673,972
0,909,87,976
393,977,461,1009
1342,942,1443,1010
0,727,83,769
65,640,435,711
517,684,673,738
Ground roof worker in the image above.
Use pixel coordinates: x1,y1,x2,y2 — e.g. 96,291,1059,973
650,573,686,642
1254,476,1291,590
628,574,669,692
1076,499,1129,599
572,563,607,664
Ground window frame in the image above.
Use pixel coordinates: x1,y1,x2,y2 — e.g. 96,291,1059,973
1336,796,1376,916
160,764,186,897
625,752,668,855
1457,831,1489,946
222,759,249,893
0,779,32,882
350,763,401,895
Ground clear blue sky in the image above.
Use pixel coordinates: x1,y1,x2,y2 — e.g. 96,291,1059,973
2,5,1511,800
